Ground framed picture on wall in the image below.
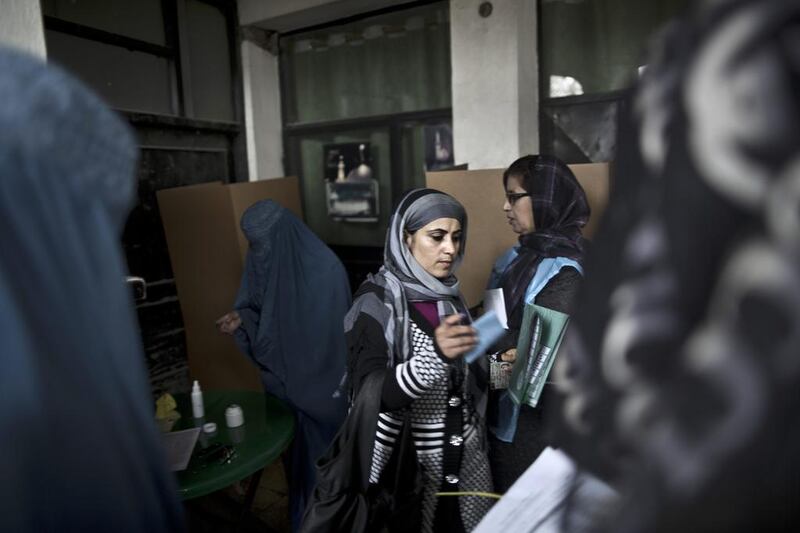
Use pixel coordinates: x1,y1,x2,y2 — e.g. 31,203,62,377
323,142,378,222
325,181,379,222
323,142,372,182
424,123,454,171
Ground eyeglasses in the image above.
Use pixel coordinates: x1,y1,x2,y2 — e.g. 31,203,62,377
505,192,530,205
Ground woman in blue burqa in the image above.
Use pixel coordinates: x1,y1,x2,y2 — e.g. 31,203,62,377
218,200,350,530
0,48,183,531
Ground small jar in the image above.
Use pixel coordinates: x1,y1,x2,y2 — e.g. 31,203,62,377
224,404,245,428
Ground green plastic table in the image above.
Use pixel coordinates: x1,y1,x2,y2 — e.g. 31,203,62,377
173,390,295,501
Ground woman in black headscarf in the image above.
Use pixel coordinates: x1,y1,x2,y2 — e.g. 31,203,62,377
217,200,350,531
485,154,590,492
343,189,493,533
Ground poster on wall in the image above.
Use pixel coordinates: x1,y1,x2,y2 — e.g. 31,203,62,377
424,123,454,171
323,142,379,222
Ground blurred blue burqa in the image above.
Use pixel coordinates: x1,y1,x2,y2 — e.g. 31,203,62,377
0,48,183,531
233,200,349,530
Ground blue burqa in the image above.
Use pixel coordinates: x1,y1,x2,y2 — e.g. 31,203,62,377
0,48,184,531
233,200,350,531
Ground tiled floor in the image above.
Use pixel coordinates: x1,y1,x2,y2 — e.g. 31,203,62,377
251,460,291,531
184,460,290,533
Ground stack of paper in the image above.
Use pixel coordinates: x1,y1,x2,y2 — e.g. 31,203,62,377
161,427,201,471
464,310,505,364
474,448,618,533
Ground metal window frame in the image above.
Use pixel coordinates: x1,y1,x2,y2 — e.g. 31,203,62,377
44,0,247,180
42,16,174,58
278,0,453,215
43,1,241,122
536,0,637,157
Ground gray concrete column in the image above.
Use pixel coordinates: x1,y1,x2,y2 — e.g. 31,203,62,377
450,0,538,169
0,0,47,58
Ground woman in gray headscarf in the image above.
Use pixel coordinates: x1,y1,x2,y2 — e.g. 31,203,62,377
343,189,493,533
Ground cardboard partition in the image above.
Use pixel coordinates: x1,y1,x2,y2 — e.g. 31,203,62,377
157,177,302,391
426,169,517,308
569,163,610,239
426,164,610,308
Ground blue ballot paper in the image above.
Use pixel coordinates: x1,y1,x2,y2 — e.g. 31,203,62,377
464,310,505,363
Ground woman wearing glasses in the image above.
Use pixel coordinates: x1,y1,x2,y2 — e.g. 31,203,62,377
485,154,590,492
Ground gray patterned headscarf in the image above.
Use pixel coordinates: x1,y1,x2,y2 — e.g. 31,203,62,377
344,189,488,418
384,188,468,302
346,189,469,367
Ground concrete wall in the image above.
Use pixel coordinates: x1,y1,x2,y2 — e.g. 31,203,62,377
450,0,538,169
239,0,414,31
0,0,47,58
241,39,284,180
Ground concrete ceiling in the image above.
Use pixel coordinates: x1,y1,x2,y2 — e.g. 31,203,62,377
238,0,419,32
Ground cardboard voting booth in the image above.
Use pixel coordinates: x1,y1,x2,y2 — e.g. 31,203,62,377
427,163,610,308
426,169,518,308
157,177,303,391
569,162,611,239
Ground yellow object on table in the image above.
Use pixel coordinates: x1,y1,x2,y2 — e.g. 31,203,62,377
155,393,181,432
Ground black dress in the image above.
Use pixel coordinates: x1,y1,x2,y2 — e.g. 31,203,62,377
488,267,582,493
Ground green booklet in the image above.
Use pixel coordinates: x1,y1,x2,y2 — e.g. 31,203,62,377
508,303,570,408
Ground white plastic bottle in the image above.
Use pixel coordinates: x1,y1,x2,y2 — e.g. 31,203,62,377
191,380,204,418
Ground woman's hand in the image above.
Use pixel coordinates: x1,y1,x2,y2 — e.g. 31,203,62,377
216,311,241,335
435,314,478,360
500,348,517,363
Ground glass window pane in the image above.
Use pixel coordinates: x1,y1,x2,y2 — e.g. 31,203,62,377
540,0,689,96
399,119,454,193
42,0,166,45
46,30,173,115
281,2,451,123
540,99,621,164
186,0,234,122
295,128,391,246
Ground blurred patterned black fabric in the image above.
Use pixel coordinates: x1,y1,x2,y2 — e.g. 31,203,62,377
554,1,800,531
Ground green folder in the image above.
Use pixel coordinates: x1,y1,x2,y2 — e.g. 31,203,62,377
508,303,570,407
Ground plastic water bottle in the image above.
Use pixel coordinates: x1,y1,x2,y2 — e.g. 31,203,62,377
191,380,204,419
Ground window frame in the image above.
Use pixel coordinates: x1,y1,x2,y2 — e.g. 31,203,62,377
278,0,453,223
43,0,247,179
536,0,633,162
43,0,242,124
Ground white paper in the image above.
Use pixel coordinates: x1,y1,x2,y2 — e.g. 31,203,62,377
474,447,618,533
464,310,505,364
161,427,201,471
484,288,508,329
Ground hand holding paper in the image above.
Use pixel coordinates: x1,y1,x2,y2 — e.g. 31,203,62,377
435,313,479,360
464,310,506,363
